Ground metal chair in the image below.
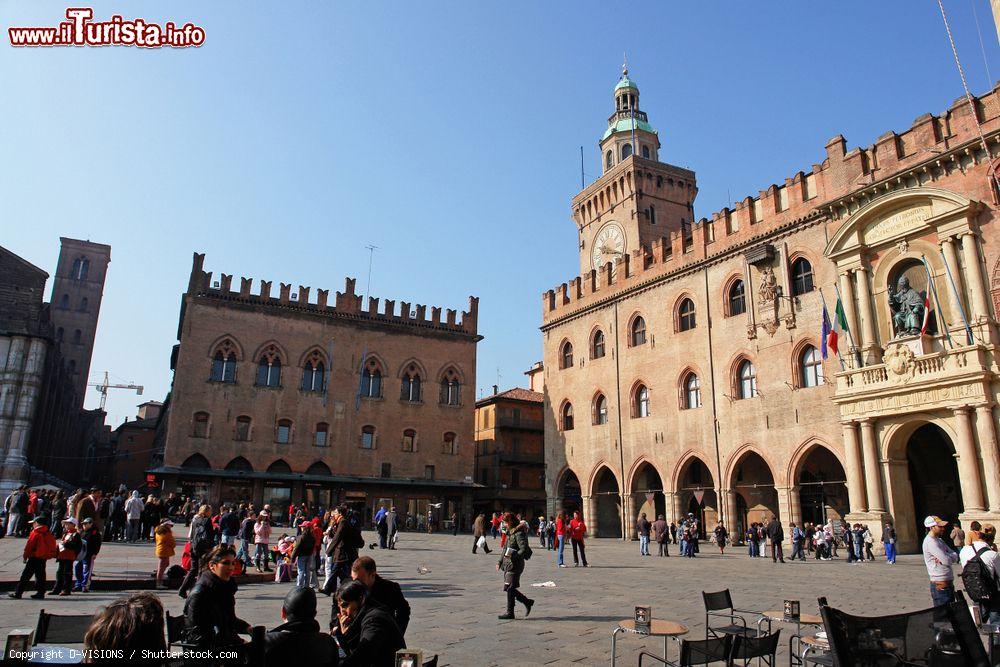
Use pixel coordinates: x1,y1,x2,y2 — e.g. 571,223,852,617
33,609,94,645
165,610,195,651
730,630,781,667
638,636,733,666
703,590,760,640
422,655,439,667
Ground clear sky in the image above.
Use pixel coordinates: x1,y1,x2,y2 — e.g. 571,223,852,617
2,1,998,427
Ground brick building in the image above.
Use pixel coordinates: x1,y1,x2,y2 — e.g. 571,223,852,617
153,253,482,527
542,67,1000,552
473,385,546,522
112,401,163,491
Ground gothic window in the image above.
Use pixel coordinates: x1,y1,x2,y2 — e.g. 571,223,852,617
593,393,608,425
72,329,82,344
361,425,376,449
684,373,702,409
440,368,461,406
314,422,329,447
621,143,633,160
360,358,383,399
300,350,326,392
193,411,210,438
642,145,650,159
210,343,238,384
561,402,574,431
560,341,574,369
677,298,696,331
424,465,435,480
78,297,88,312
633,384,650,418
791,257,815,296
442,432,457,455
255,345,282,388
606,150,614,170
727,280,746,317
400,365,422,402
648,205,656,225
401,429,416,452
59,294,69,309
591,330,605,359
276,419,292,444
800,345,824,388
235,416,252,441
381,462,391,478
630,316,647,347
71,257,89,280
738,360,758,399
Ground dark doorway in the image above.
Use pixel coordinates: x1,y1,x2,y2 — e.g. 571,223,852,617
593,467,622,538
797,445,849,528
907,423,963,543
559,470,582,517
678,458,716,539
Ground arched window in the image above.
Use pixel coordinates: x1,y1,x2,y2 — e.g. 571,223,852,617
440,368,461,406
192,412,210,438
641,145,650,159
560,341,574,369
591,330,606,359
630,316,647,347
605,150,614,170
678,298,696,331
401,429,416,452
561,402,574,431
72,329,82,344
800,345,824,388
71,257,89,280
360,358,383,398
684,373,702,409
314,422,329,447
442,432,458,455
300,350,325,392
276,419,292,444
621,143,633,160
593,394,608,425
211,348,238,383
267,460,292,474
361,425,376,449
59,294,69,309
738,360,758,399
78,297,88,312
634,384,650,418
400,365,422,402
256,345,282,388
235,416,252,441
727,280,746,316
791,257,814,296
648,205,656,225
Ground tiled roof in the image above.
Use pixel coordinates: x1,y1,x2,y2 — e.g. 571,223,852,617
477,387,543,406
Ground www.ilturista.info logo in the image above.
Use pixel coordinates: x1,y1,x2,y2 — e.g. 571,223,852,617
9,8,205,48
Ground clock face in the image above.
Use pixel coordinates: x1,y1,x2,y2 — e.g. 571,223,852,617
591,223,626,273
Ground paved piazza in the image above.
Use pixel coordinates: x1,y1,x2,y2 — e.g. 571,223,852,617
0,529,948,665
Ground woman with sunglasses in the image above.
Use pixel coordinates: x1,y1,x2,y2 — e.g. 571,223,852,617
183,544,251,648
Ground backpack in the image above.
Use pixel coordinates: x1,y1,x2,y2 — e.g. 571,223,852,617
960,547,999,603
193,519,214,552
522,542,533,560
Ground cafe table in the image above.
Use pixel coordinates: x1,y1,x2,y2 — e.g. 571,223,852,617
611,619,688,667
756,610,824,666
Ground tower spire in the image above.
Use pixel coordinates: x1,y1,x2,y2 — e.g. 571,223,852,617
622,52,629,78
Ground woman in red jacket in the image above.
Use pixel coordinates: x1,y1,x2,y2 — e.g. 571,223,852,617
569,511,589,567
9,516,57,599
555,511,567,567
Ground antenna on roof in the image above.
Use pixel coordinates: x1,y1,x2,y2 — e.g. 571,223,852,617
363,244,378,302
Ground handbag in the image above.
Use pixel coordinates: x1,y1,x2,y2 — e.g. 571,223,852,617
476,535,487,550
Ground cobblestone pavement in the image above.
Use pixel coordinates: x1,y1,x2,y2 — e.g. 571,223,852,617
0,530,948,666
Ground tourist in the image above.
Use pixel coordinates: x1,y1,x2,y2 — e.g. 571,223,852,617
569,510,589,567
75,488,102,535
238,510,256,567
220,504,240,547
9,516,57,599
183,544,251,648
5,486,28,537
497,512,534,620
84,592,167,658
923,515,959,606
179,504,216,598
292,516,317,588
537,515,549,548
804,522,815,556
52,517,81,596
350,556,411,635
50,491,66,538
714,521,728,555
882,519,897,564
451,511,459,536
155,518,176,590
766,516,785,563
951,520,966,549
255,510,273,572
333,580,405,666
669,520,677,545
473,513,491,554
636,513,651,556
324,505,362,595
374,504,388,548
74,516,102,592
490,512,501,539
555,511,567,567
863,524,875,561
125,490,144,542
653,514,669,557
265,586,339,665
108,490,125,542
789,522,805,561
959,525,1000,623
746,523,757,558
852,523,866,562
545,516,556,549
386,506,399,549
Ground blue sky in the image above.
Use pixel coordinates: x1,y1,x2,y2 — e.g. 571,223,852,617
2,1,997,427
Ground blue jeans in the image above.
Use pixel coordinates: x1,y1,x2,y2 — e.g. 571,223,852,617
639,535,649,555
296,556,311,587
73,556,93,590
930,582,955,607
790,540,804,561
557,534,565,565
885,542,896,563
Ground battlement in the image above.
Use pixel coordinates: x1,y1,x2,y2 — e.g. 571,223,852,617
544,82,1000,323
187,253,480,337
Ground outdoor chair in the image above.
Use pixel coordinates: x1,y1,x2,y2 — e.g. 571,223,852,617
730,630,781,667
422,655,439,667
33,609,94,645
165,610,194,651
638,636,733,666
819,590,988,667
703,590,761,641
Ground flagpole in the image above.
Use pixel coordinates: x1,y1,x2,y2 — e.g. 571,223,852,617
819,288,846,372
938,248,975,344
921,255,954,348
831,281,862,368
356,245,378,411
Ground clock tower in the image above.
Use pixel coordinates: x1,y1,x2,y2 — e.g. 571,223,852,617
572,65,698,276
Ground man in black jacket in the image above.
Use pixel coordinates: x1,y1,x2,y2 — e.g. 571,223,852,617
323,505,362,595
265,586,338,666
350,556,410,635
766,516,786,563
332,580,404,667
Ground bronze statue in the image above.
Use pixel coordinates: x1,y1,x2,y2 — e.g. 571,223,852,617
889,275,925,337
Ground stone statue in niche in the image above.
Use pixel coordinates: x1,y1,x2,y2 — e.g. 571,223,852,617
889,275,926,337
758,266,778,304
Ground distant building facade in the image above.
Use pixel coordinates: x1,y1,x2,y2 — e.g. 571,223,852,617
153,253,482,527
542,69,1000,552
112,401,163,491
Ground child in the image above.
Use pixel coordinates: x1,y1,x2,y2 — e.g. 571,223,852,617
154,518,176,589
52,517,82,596
9,516,57,599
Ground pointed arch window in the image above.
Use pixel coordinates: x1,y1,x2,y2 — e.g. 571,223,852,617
361,425,376,449
192,411,210,438
800,345,824,388
59,294,69,309
276,418,292,444
593,394,608,425
72,329,82,344
641,145,650,159
561,402,574,431
78,297,89,312
401,365,422,402
440,368,461,406
360,358,383,399
738,360,758,399
235,416,252,441
621,143,633,160
678,298,696,331
442,432,458,455
684,373,702,409
255,345,282,387
401,429,416,452
605,150,614,170
211,341,238,384
591,330,606,359
633,384,650,418
71,257,89,280
560,341,574,369
630,316,647,347
301,350,326,392
791,257,814,296
727,280,746,317
314,422,329,447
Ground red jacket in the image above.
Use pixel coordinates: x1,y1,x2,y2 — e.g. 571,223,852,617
24,525,57,560
310,520,323,554
569,519,587,541
555,518,566,537
57,530,82,561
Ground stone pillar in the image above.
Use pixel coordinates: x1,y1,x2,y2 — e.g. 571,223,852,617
585,495,597,538
671,490,683,524
842,421,868,513
625,493,637,540
855,267,880,363
941,237,967,323
961,232,990,323
974,404,1000,513
954,407,986,511
859,419,885,513
839,270,862,360
723,490,738,533
787,485,802,528
776,486,794,545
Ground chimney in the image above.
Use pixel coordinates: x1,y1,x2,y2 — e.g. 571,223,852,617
492,384,499,395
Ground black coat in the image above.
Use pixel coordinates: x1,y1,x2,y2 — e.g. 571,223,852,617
765,520,784,543
333,601,405,667
183,570,251,648
327,520,361,565
366,576,410,635
220,511,240,537
264,618,338,667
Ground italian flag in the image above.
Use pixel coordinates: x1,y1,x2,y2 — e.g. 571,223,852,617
920,292,931,334
828,298,849,357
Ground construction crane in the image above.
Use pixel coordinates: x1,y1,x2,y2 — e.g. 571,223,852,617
88,371,143,411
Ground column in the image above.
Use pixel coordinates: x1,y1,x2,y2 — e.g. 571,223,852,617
670,490,683,524
954,407,986,511
842,421,868,513
625,493,637,539
961,232,990,323
859,419,885,513
839,270,862,353
941,237,967,324
974,404,1000,512
724,490,738,533
855,267,880,360
585,494,597,538
787,485,802,529
776,486,794,545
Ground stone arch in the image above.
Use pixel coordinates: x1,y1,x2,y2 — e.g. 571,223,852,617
787,440,849,528
252,340,288,365
395,357,428,379
586,460,620,496
224,456,253,472
360,351,388,373
266,459,292,474
724,444,780,494
789,336,825,389
727,444,781,536
590,464,623,538
628,458,667,526
306,461,332,476
881,413,960,461
207,334,244,361
786,436,842,489
554,466,583,516
181,453,211,470
434,362,466,385
297,345,329,368
672,452,717,537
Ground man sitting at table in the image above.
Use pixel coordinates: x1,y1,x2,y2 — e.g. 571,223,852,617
265,586,339,665
332,580,405,667
350,556,410,635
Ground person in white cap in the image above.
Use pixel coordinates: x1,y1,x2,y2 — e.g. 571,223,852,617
52,518,81,596
922,515,959,606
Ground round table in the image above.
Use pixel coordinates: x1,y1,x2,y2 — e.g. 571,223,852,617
758,610,824,666
611,619,689,666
